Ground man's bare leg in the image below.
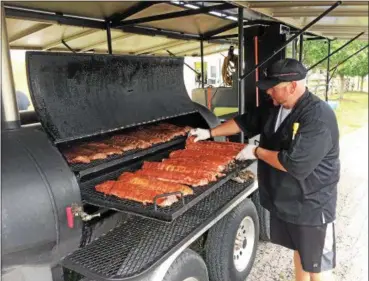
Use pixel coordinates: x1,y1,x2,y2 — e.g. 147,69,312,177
294,251,310,281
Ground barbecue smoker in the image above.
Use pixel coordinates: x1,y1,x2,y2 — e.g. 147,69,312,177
2,52,258,281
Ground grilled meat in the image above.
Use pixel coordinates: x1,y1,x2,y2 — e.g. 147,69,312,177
142,162,220,181
109,181,178,207
117,172,194,196
63,123,191,164
63,146,107,163
136,169,209,187
95,180,115,194
162,158,225,172
169,149,235,164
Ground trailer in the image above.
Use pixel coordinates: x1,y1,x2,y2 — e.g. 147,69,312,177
1,2,367,281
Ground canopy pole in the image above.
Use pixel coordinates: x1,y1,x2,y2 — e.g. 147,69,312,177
106,22,113,54
325,40,331,102
238,7,245,143
299,34,304,62
1,4,20,130
200,40,205,88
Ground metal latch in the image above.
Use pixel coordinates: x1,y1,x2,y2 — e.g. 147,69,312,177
66,204,101,228
71,203,101,221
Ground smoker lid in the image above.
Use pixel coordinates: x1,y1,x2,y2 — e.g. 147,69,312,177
26,52,196,143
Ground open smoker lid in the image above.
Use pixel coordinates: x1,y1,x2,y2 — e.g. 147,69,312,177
26,52,197,143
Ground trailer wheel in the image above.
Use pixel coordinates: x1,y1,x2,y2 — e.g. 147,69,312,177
204,199,259,281
251,190,271,241
163,249,209,281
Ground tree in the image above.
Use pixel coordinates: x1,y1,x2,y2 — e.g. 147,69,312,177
301,39,368,95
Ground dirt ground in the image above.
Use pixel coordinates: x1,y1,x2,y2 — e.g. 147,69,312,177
247,125,369,281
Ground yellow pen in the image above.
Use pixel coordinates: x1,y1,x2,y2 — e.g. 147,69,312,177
292,122,300,140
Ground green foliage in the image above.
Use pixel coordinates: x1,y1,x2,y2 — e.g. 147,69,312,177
301,39,368,78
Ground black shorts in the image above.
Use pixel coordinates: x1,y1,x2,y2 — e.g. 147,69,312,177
270,215,336,273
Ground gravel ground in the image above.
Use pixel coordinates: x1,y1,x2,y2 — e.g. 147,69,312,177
247,125,369,281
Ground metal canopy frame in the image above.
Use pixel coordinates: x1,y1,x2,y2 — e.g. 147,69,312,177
4,4,237,46
113,3,234,28
2,0,367,132
239,1,343,82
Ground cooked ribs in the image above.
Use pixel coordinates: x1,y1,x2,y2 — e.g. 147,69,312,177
63,123,191,164
63,146,107,163
169,149,235,164
136,169,209,187
93,137,245,207
94,172,193,207
162,158,225,172
117,172,194,196
109,181,178,207
95,180,115,194
142,162,220,181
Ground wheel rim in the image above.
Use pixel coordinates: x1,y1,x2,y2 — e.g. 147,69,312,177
233,216,255,272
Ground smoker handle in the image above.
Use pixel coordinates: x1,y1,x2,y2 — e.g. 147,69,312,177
153,191,185,211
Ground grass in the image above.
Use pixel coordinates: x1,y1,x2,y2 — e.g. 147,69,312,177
214,92,368,137
327,92,368,137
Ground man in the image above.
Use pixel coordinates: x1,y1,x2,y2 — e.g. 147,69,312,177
190,58,340,281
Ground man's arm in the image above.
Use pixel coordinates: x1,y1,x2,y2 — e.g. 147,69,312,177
210,119,241,137
255,147,287,172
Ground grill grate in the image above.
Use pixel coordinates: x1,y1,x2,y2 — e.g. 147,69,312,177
62,179,255,281
70,136,186,174
80,158,252,221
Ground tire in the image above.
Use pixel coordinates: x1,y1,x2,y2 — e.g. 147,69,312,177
204,199,259,281
251,190,271,241
163,249,209,281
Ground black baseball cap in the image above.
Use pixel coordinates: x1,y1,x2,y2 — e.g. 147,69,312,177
256,58,308,90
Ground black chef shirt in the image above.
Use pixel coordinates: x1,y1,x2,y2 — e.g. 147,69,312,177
234,89,340,226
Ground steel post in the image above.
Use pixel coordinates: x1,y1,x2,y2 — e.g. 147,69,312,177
238,7,245,143
1,5,20,129
299,34,304,62
200,40,205,88
106,22,113,54
325,40,331,101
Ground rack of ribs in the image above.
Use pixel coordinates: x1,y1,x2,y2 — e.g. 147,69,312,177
109,135,151,150
63,146,107,163
136,169,209,187
162,158,225,172
141,162,220,181
109,182,178,207
82,143,123,156
168,149,235,164
95,172,194,207
117,172,194,196
63,123,192,164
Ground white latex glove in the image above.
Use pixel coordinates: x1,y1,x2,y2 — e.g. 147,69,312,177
189,128,211,142
236,144,257,161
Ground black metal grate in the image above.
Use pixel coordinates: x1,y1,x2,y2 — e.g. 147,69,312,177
62,179,255,281
70,136,186,174
80,158,252,221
